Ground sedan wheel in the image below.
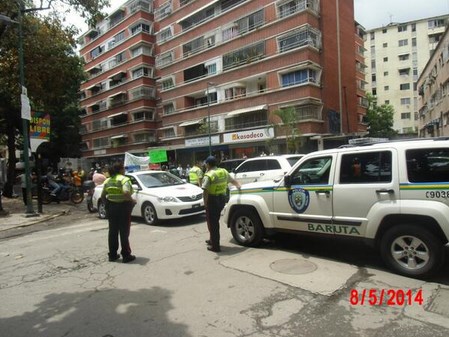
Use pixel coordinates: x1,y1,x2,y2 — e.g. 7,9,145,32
142,202,158,225
98,199,107,219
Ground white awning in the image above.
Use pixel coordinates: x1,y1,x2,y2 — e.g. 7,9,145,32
179,119,203,127
108,91,126,98
159,125,175,130
110,134,127,140
85,83,101,90
226,104,268,117
108,112,127,119
176,0,220,24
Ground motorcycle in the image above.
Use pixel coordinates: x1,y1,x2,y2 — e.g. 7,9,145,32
83,180,96,212
41,177,84,204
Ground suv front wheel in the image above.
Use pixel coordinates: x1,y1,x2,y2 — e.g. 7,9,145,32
380,225,444,279
230,208,264,247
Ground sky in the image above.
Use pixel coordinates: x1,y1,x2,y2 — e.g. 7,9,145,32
354,0,449,29
70,0,449,34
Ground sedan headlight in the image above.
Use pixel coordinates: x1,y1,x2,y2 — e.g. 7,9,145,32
157,196,178,202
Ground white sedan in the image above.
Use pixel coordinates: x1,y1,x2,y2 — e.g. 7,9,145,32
92,170,205,225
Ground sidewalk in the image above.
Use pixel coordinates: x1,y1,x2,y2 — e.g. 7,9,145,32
0,197,71,232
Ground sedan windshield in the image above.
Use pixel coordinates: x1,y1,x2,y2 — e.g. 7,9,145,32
137,172,185,188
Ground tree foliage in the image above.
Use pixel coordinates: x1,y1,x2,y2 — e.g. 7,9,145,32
365,93,397,139
273,107,301,153
0,0,109,196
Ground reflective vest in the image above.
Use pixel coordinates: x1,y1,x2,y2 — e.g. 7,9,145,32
104,174,132,203
189,166,202,184
204,168,228,196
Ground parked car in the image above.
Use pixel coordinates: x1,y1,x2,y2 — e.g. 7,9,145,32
231,154,304,184
219,158,246,172
223,138,449,278
92,170,205,225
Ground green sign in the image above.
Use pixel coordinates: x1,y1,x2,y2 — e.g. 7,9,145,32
149,149,167,163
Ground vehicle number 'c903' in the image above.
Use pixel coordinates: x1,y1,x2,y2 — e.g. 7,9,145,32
426,191,449,199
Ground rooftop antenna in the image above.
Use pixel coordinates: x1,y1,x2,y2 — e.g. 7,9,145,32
389,14,393,24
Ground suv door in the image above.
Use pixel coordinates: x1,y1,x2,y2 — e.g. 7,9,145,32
272,154,334,232
332,149,399,237
233,160,266,184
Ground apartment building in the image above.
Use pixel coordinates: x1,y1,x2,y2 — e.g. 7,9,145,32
365,15,449,136
418,26,449,137
154,0,365,164
78,0,365,165
78,0,158,164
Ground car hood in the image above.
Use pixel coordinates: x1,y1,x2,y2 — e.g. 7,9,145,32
141,184,203,197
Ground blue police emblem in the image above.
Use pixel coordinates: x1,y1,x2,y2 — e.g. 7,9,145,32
288,188,310,213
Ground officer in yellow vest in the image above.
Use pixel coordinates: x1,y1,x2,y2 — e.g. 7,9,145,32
202,156,241,252
189,159,204,186
101,161,136,263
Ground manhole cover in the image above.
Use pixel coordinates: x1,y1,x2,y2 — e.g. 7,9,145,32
270,258,317,275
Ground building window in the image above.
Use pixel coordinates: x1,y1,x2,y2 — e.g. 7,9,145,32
93,137,109,149
398,25,407,32
281,68,317,87
222,9,264,42
383,57,388,62
400,98,411,105
384,86,389,91
370,32,375,40
401,112,411,119
134,132,155,143
206,63,217,75
133,110,154,121
412,38,417,47
162,128,175,138
399,39,408,47
428,19,445,29
382,28,387,33
277,0,319,18
224,86,246,100
163,103,175,115
157,27,172,43
383,42,388,48
130,86,155,100
161,77,174,90
384,71,389,76
385,100,389,104
399,68,410,76
131,45,152,57
278,25,321,52
156,51,174,68
223,42,265,70
400,83,411,90
131,23,151,35
399,54,410,61
132,67,151,79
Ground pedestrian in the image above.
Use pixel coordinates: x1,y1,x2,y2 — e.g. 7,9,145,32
92,168,106,186
100,161,136,263
189,159,204,187
202,155,241,252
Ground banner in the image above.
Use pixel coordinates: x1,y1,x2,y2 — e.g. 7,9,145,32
124,152,150,172
30,111,50,140
149,149,167,163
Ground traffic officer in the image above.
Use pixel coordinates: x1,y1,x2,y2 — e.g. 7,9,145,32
189,159,204,186
101,161,136,263
202,156,241,252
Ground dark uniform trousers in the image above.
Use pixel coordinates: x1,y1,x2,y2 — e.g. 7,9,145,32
106,200,134,258
206,194,226,248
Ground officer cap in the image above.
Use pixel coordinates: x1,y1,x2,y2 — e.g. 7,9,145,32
204,155,217,166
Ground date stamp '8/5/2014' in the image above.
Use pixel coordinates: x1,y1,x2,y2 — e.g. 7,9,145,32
349,288,424,306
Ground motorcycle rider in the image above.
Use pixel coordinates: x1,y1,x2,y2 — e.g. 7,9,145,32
46,167,62,197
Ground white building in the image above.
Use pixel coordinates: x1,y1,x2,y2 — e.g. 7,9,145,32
418,26,449,137
365,15,449,136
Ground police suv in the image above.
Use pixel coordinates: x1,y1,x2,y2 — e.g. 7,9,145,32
222,138,449,278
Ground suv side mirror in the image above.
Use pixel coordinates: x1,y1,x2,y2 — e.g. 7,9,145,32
284,175,291,187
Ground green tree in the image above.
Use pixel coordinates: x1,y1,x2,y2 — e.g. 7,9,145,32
0,0,109,197
365,93,397,138
273,107,301,153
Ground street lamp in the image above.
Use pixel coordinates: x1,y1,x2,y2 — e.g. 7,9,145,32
206,82,215,156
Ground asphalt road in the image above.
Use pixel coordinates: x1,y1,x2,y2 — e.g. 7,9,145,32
1,202,449,337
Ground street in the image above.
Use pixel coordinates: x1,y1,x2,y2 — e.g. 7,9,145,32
0,203,449,337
